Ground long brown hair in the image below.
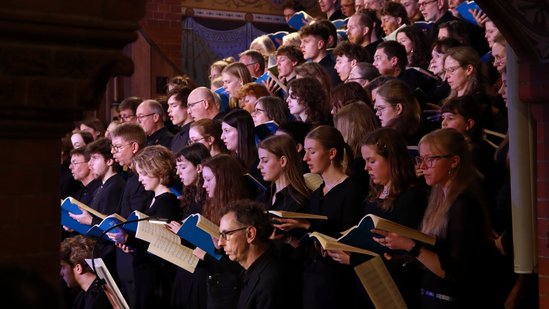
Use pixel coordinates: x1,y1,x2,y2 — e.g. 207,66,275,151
334,102,378,158
376,79,421,139
361,128,417,211
443,46,488,102
259,135,311,207
201,154,251,224
306,125,352,175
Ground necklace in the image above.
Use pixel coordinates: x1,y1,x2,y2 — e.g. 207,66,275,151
323,175,347,194
380,186,390,199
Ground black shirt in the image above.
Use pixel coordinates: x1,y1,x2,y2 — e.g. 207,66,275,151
318,54,341,88
258,185,309,212
170,122,191,154
147,126,174,148
72,278,111,309
90,174,126,225
327,9,346,21
119,171,154,217
73,179,101,206
237,249,286,309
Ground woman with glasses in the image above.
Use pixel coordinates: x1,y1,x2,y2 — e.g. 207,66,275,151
188,119,228,157
251,96,289,128
373,79,424,145
442,46,494,130
374,128,502,308
251,96,289,144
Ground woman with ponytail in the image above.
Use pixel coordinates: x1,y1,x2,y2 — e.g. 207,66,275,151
275,125,363,309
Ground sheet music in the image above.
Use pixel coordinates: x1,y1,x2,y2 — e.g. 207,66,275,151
148,238,199,273
136,220,180,243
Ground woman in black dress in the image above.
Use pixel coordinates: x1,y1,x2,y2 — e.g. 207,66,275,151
275,125,363,309
374,128,503,308
168,143,211,309
328,128,428,308
109,145,181,309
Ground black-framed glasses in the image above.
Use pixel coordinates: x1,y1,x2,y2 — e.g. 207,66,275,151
219,226,248,241
252,108,265,114
374,105,388,113
414,155,453,168
443,65,464,74
187,137,206,145
119,114,136,121
111,143,132,153
187,99,204,109
418,0,437,8
136,113,156,121
346,77,366,82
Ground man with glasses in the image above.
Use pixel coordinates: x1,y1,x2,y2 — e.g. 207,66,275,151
136,99,173,148
341,0,356,17
117,96,142,124
218,200,287,309
109,122,153,309
187,87,223,122
239,50,265,79
69,147,101,205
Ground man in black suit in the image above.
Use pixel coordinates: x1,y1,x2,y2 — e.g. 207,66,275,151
218,200,287,309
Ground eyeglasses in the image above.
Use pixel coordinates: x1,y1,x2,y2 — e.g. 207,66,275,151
187,99,204,109
443,65,464,74
374,105,387,113
493,56,505,66
346,77,366,82
252,108,265,114
69,161,87,167
136,113,156,121
244,62,258,67
288,93,298,100
111,143,132,153
119,114,136,121
414,155,452,168
418,0,437,8
219,226,248,241
187,137,206,145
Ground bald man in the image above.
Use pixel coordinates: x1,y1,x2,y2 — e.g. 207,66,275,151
186,87,224,121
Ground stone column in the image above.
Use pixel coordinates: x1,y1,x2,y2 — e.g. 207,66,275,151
0,0,144,295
